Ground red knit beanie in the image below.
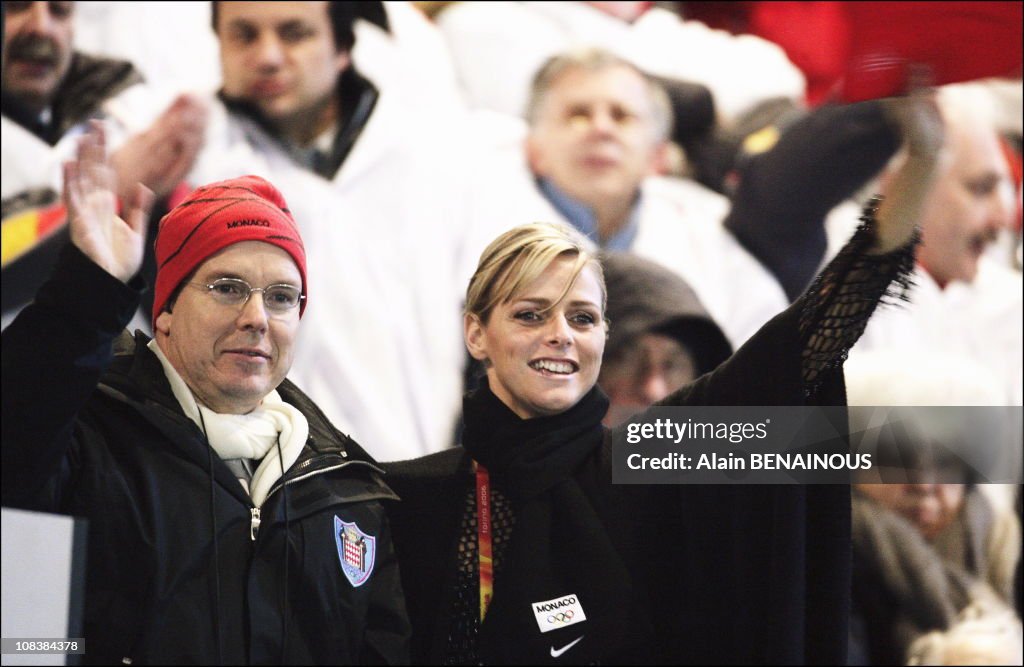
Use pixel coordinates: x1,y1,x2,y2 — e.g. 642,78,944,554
152,175,307,327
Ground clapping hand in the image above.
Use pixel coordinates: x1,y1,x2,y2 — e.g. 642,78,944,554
109,93,208,201
63,122,154,283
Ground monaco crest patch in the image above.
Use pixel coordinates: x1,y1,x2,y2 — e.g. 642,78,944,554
334,516,376,587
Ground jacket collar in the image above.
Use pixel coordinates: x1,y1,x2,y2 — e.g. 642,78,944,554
219,66,379,181
0,51,142,145
536,176,642,251
100,331,390,504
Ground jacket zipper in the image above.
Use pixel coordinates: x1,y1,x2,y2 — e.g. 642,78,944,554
250,507,261,541
248,459,380,541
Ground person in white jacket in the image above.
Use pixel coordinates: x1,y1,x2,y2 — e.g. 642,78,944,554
854,84,1021,406
188,1,485,462
432,0,805,126
461,48,789,348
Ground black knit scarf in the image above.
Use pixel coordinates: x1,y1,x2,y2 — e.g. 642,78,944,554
461,380,633,664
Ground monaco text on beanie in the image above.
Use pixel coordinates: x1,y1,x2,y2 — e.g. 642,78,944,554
152,175,307,326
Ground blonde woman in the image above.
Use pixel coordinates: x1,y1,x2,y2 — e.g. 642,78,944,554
386,91,944,665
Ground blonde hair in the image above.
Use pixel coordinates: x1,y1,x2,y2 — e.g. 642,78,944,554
464,223,606,324
525,48,673,143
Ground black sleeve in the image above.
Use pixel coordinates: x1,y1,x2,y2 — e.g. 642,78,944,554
623,196,918,415
725,101,901,300
610,198,919,667
646,74,716,146
1,243,141,506
796,196,917,400
360,512,412,665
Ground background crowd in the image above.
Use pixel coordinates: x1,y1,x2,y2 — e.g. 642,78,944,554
2,1,1021,664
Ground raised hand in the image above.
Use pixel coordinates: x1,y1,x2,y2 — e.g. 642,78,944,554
872,69,946,254
882,66,945,160
63,122,154,283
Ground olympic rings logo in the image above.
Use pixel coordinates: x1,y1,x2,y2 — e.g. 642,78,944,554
547,610,575,624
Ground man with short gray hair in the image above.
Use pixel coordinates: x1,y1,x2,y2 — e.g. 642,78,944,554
524,49,674,146
473,47,788,348
524,48,675,250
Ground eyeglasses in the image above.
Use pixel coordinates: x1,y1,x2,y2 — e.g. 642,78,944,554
190,278,304,314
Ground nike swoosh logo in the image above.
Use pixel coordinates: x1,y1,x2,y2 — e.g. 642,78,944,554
550,635,584,658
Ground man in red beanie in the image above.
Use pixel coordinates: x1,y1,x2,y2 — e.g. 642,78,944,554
1,123,410,664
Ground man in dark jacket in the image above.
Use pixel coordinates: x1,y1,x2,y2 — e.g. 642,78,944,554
1,124,410,664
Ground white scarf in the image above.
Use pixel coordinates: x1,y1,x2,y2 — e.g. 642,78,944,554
148,340,308,507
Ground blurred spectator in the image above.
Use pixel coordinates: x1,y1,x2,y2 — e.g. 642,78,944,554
1,0,207,330
73,1,466,118
846,351,1022,665
968,77,1022,272
597,251,731,426
188,1,483,461
465,48,782,349
469,48,907,348
856,84,1022,406
429,0,805,127
851,482,1022,665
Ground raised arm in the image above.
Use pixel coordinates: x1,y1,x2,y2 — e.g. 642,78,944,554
871,86,945,253
798,86,943,396
64,122,153,282
1,123,153,507
646,87,944,409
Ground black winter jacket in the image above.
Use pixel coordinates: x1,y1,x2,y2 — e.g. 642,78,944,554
385,213,919,664
1,246,410,664
388,302,851,665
